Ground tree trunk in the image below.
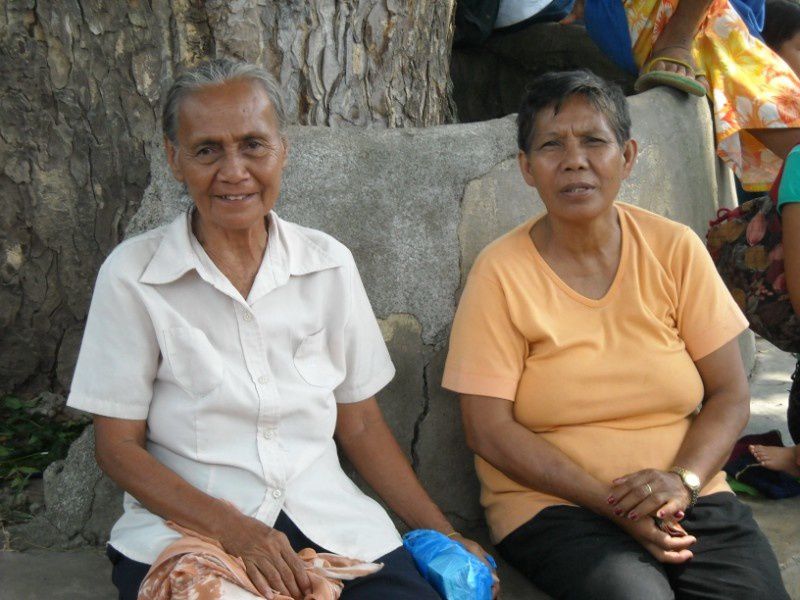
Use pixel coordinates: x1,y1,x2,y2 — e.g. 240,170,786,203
0,0,456,397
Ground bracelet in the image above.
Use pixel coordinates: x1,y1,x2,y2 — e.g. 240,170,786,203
446,531,459,538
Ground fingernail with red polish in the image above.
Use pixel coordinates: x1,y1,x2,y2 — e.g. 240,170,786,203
629,513,638,520
614,508,623,516
607,496,616,504
675,510,685,519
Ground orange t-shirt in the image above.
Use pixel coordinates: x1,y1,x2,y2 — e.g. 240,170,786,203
442,203,748,543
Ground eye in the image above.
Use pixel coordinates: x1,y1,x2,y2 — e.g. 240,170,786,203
195,146,215,157
539,140,560,149
585,136,607,145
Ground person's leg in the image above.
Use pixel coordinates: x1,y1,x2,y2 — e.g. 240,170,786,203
789,358,800,444
340,546,440,600
667,493,789,599
496,505,675,600
274,512,438,600
106,545,151,600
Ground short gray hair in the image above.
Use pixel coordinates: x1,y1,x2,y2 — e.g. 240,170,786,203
162,58,287,144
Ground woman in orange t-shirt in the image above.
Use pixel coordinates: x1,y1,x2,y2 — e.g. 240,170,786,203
442,70,789,599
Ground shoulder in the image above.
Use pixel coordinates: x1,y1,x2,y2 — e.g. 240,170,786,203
618,202,695,255
469,217,538,282
98,223,171,283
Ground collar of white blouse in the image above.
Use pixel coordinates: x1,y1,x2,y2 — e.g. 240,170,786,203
138,206,341,304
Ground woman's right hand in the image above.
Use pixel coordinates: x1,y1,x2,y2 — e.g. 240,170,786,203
616,515,696,564
218,512,312,599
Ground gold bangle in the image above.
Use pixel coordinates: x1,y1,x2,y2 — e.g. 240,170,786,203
446,531,459,538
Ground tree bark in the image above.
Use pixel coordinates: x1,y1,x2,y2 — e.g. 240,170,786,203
0,0,455,396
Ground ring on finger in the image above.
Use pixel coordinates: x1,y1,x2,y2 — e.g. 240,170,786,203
643,482,653,496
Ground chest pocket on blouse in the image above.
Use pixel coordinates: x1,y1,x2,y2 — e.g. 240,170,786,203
293,328,345,389
163,327,224,397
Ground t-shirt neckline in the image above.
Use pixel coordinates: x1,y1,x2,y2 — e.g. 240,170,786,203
524,203,628,308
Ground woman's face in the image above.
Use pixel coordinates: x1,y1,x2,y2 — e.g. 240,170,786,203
518,95,637,224
165,78,287,233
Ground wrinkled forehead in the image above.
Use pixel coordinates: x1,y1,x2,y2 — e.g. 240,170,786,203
177,79,281,142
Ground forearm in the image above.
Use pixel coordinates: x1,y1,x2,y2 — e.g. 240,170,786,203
95,424,241,542
337,417,453,533
673,390,749,487
468,418,613,517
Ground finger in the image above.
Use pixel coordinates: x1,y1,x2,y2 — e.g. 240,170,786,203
259,561,294,599
661,533,697,551
245,561,275,598
625,493,666,521
274,558,303,600
659,548,694,564
612,482,652,517
281,546,312,594
655,499,685,520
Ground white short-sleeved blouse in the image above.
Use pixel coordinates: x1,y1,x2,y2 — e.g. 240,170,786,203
67,210,402,564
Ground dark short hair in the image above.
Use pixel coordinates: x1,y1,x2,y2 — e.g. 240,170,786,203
763,0,800,52
516,70,631,154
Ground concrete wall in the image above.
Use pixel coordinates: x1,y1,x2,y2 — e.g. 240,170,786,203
12,88,742,598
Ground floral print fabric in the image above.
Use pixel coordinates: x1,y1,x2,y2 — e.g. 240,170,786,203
625,0,800,191
707,194,800,351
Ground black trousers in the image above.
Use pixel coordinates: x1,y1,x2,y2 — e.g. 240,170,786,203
107,511,440,600
496,492,788,600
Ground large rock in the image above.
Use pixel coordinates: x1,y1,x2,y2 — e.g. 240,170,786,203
14,89,757,598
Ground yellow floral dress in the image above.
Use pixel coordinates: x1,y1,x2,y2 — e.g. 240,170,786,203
625,0,800,191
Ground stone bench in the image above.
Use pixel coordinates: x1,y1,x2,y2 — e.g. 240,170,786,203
11,88,756,598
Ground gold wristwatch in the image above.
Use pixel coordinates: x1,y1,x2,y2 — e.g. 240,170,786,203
669,467,701,508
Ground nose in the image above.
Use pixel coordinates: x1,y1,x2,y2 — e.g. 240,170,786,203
218,151,250,183
562,139,588,171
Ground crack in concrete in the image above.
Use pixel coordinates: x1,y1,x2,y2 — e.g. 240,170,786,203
410,356,431,472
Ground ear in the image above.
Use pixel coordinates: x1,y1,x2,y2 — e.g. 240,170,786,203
164,136,185,183
518,151,537,188
621,138,638,179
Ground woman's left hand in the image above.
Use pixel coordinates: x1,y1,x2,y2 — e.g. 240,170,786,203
449,533,500,599
608,469,691,522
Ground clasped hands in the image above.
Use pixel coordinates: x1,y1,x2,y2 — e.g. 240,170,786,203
606,468,696,564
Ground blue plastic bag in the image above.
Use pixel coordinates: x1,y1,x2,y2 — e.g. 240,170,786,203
402,529,496,600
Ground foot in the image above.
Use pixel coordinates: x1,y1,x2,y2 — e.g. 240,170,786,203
647,45,710,94
750,444,800,477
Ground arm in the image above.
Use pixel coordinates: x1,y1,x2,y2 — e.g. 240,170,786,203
94,416,311,599
460,394,696,563
782,203,800,315
335,397,498,578
609,337,750,519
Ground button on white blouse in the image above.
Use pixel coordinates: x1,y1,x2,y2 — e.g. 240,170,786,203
68,210,401,564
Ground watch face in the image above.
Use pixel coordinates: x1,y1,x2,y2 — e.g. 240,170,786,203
684,472,701,489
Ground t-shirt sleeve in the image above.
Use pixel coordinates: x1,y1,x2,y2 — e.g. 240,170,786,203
673,227,749,361
334,256,395,404
777,145,800,212
66,257,159,420
442,271,528,401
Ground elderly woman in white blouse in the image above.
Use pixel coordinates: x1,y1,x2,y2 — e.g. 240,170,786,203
68,58,491,600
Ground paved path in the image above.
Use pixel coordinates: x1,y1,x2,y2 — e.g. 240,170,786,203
2,338,799,598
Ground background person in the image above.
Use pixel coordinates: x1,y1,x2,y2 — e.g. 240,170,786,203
442,70,789,599
67,58,492,600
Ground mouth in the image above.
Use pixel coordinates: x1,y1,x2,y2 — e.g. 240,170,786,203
559,183,596,196
214,193,258,202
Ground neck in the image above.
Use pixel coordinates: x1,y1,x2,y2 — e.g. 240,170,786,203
534,207,620,258
192,211,269,267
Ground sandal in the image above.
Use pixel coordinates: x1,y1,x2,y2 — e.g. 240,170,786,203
634,56,707,97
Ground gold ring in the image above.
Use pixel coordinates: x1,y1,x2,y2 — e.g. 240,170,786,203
643,483,653,496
